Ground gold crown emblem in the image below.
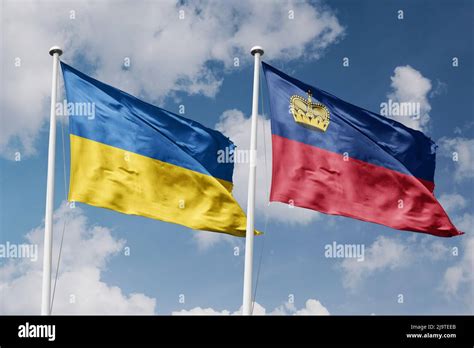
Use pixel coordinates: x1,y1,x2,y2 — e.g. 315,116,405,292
290,90,330,132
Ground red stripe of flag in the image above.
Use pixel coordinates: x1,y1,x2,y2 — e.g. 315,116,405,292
270,134,462,237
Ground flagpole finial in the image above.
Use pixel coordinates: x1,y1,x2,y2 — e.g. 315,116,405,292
250,46,264,56
49,46,63,56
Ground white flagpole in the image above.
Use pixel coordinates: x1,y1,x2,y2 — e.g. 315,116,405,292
41,46,63,315
242,45,264,315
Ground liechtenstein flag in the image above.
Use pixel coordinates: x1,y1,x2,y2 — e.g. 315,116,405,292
262,62,462,237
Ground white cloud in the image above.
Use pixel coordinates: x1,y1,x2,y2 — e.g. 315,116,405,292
172,307,231,315
340,231,467,291
418,237,450,261
455,212,474,235
438,137,474,181
172,298,329,315
232,302,267,315
216,109,320,225
440,214,474,301
439,193,468,213
386,65,432,131
0,203,156,314
340,236,412,289
442,266,465,296
172,302,265,315
1,0,344,158
294,299,330,315
271,299,330,315
192,230,241,251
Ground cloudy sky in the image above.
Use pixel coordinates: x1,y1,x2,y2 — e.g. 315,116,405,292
0,0,473,315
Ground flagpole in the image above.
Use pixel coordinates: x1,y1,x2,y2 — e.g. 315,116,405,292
41,46,62,315
242,45,264,315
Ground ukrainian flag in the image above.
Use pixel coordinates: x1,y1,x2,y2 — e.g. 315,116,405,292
61,62,248,237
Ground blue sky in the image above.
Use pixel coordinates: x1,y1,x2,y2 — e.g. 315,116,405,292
1,0,473,315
